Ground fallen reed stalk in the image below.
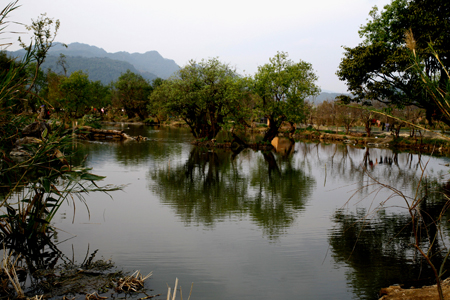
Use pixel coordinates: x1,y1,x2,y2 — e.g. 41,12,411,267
166,278,193,300
116,270,152,293
1,248,24,298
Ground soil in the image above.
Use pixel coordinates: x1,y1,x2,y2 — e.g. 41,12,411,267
379,278,450,299
0,257,158,300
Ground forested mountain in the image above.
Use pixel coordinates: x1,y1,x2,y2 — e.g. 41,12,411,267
47,42,180,79
8,42,180,84
41,55,158,84
309,92,347,104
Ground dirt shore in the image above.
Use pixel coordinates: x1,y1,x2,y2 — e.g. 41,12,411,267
379,278,450,299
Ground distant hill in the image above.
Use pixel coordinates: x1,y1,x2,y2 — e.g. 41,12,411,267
8,42,180,84
309,92,348,104
48,42,180,79
41,55,157,84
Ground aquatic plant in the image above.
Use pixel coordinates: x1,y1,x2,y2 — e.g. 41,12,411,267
0,3,124,298
166,278,193,300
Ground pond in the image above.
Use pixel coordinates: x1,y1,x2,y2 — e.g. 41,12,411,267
52,124,450,300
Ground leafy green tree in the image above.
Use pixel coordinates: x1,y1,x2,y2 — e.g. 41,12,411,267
113,70,152,120
89,80,111,109
337,0,450,125
0,51,28,112
253,51,320,141
40,69,64,112
149,58,251,139
146,78,166,123
59,70,91,118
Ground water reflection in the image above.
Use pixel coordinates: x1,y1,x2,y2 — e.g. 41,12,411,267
329,198,450,299
61,126,450,300
326,148,450,299
149,146,315,238
0,231,62,274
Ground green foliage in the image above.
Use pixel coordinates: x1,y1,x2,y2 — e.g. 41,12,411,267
18,12,64,113
0,51,29,112
59,70,91,117
39,54,158,84
114,70,152,120
149,58,251,139
0,2,121,262
253,51,320,141
40,69,64,110
89,79,111,108
79,114,101,128
337,0,450,125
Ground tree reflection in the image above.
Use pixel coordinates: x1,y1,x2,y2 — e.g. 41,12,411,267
328,181,450,299
150,146,315,238
150,147,248,226
249,151,315,236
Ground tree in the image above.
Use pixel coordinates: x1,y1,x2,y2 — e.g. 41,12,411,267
149,58,250,140
253,52,320,141
89,80,111,109
0,51,28,112
113,70,152,120
40,69,65,112
335,102,360,134
337,0,450,125
59,71,91,118
316,100,338,131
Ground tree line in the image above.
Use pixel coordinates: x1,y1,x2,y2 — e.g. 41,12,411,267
2,48,321,143
2,0,449,145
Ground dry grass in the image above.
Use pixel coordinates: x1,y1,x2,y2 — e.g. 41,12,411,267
85,292,107,300
116,270,152,293
166,278,193,300
1,248,24,298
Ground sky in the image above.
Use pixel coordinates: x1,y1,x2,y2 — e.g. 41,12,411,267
4,0,392,93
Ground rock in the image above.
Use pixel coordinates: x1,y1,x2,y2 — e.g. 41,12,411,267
10,136,42,157
22,122,51,138
10,149,33,157
15,136,42,146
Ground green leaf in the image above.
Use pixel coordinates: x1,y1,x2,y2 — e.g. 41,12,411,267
32,218,50,225
45,197,59,202
80,173,106,181
6,206,16,216
42,128,48,139
42,177,51,193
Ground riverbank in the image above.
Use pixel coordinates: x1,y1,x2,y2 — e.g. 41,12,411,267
91,120,450,155
131,119,450,154
379,278,450,299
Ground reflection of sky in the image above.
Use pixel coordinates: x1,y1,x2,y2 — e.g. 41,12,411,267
53,127,450,300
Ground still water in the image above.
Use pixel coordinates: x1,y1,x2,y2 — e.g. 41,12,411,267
54,125,450,300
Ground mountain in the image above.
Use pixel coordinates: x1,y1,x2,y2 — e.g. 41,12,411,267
309,92,348,104
42,55,158,84
8,42,180,84
47,42,180,79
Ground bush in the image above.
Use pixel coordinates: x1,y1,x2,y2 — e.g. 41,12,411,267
79,114,101,128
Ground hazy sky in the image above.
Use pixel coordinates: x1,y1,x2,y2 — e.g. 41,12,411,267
5,0,392,93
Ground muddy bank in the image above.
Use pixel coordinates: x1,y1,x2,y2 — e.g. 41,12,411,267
379,278,450,299
284,130,450,154
76,126,147,141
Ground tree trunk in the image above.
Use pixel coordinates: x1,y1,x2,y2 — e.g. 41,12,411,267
263,116,280,142
365,120,372,137
288,121,296,135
